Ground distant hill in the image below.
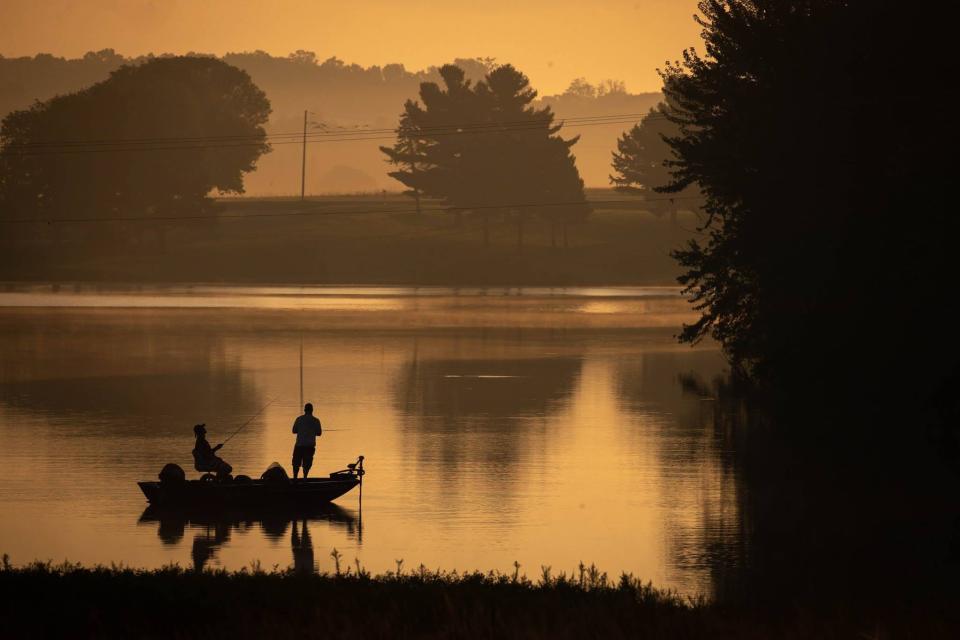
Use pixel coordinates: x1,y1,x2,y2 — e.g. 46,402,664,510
0,50,661,194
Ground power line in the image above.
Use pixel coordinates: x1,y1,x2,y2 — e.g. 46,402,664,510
1,112,675,156
3,112,659,148
0,194,702,225
4,112,653,148
0,118,656,156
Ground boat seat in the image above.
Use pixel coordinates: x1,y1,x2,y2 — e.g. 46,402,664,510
193,451,229,474
192,452,213,472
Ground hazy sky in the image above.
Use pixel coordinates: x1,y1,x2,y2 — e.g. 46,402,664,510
0,0,702,95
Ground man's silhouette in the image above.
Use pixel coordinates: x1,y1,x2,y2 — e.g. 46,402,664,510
192,423,232,480
291,519,315,574
291,403,322,479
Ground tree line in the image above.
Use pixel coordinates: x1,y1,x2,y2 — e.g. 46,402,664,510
0,51,663,193
0,56,681,252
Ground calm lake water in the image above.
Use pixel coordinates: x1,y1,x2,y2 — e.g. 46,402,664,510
0,285,738,597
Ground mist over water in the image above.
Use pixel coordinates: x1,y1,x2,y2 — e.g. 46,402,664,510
0,286,736,596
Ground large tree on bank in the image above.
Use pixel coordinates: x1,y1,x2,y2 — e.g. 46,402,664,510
660,1,953,410
381,64,589,248
656,2,958,605
0,57,271,222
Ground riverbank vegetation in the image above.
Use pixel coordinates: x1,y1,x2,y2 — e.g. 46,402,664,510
0,191,696,285
662,1,953,406
2,556,956,639
658,0,958,606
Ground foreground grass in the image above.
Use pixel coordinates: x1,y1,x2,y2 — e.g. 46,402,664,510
1,555,956,639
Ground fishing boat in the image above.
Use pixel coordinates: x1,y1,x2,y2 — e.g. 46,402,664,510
139,343,365,509
137,456,364,507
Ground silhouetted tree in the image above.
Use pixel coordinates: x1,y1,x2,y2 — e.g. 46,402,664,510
381,111,424,213
0,56,270,228
380,65,477,225
654,2,958,606
596,79,628,97
610,104,692,222
563,78,597,99
1,52,660,195
660,1,953,416
382,64,589,249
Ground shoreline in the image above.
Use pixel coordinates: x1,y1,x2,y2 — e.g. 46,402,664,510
0,194,695,287
1,557,954,639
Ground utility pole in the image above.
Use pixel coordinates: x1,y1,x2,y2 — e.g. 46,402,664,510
300,109,307,201
410,137,422,215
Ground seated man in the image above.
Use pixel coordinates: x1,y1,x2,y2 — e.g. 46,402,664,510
192,423,232,480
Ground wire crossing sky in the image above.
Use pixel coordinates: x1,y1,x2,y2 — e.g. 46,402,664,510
3,112,679,156
0,0,702,95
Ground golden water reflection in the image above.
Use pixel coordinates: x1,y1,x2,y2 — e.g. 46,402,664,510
0,288,737,597
139,504,361,573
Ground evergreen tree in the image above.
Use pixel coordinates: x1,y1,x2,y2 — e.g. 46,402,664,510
381,63,589,248
381,110,424,213
610,105,693,220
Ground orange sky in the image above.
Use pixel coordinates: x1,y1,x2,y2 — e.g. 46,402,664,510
0,0,702,95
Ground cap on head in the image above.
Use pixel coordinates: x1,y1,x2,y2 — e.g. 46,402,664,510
304,403,313,414
193,423,206,435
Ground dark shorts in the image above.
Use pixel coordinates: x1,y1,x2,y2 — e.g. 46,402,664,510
292,445,316,469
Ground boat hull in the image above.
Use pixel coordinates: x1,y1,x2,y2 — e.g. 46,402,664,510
138,477,359,507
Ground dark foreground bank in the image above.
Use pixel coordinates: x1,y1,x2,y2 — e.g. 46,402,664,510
1,558,956,639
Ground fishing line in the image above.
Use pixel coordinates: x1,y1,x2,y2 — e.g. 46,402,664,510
221,395,279,445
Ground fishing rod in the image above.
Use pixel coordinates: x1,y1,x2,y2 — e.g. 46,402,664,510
221,395,279,446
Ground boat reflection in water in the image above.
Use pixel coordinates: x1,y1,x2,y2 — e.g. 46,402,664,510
138,504,361,573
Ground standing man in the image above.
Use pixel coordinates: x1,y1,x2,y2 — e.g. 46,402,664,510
292,402,322,480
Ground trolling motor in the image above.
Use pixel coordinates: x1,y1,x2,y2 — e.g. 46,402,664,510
330,455,365,506
329,455,365,479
